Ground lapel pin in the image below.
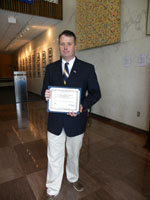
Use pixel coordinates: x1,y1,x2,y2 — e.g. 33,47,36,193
73,70,77,73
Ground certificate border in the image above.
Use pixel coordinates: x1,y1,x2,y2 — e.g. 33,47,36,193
47,86,82,114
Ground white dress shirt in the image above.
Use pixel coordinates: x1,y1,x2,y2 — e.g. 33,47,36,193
62,57,76,75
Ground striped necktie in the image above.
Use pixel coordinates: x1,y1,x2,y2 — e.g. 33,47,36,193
64,62,69,85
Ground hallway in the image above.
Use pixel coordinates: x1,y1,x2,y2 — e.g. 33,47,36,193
0,96,150,199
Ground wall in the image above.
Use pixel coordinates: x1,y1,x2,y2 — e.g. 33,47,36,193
17,0,150,131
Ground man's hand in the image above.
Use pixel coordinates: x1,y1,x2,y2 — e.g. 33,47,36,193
67,105,83,117
45,89,51,101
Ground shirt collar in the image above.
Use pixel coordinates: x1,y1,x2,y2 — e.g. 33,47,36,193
62,57,76,73
62,57,76,65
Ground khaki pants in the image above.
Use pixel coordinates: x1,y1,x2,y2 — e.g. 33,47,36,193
46,129,84,196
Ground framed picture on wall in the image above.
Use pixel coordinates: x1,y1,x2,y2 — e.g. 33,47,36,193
25,57,28,76
23,58,25,71
146,0,150,34
48,48,53,64
37,52,40,61
36,52,41,77
32,54,36,78
29,55,31,64
20,59,22,71
28,55,32,78
42,50,46,75
42,50,46,65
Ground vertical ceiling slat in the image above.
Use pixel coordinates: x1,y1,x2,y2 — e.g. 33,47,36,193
0,0,62,20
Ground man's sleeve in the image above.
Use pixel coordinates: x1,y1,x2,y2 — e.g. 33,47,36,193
81,65,101,111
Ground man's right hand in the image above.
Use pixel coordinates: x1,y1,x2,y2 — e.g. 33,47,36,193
45,89,51,101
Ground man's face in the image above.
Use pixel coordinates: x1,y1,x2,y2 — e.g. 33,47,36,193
59,35,76,61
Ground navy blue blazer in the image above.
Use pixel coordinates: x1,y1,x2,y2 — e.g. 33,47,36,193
41,57,101,137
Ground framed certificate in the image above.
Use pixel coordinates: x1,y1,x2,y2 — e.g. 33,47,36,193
47,86,81,114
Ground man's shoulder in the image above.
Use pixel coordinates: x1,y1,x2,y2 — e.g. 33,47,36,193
76,58,94,69
46,60,61,70
76,58,93,66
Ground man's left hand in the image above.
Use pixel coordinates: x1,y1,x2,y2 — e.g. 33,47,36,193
67,105,83,117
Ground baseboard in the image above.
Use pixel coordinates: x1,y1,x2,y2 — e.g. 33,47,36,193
89,112,149,135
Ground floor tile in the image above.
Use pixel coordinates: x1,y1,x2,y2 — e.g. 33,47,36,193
121,161,150,199
14,139,47,174
80,188,116,200
0,146,24,184
104,179,147,200
27,169,47,200
0,177,36,200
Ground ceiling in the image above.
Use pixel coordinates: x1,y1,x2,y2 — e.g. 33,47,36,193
0,9,61,54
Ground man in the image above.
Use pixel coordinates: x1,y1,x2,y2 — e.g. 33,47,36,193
41,30,101,200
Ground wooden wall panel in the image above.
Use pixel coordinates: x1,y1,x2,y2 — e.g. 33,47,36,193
0,54,14,78
0,0,63,20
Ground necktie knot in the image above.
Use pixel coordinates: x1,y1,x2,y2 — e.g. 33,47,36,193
64,62,69,85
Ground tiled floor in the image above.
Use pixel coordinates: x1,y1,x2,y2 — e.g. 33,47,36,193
0,100,150,200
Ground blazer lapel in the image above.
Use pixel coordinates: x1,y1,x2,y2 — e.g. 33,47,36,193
57,60,64,86
68,58,80,82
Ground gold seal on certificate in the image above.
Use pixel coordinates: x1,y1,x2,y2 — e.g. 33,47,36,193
47,86,81,113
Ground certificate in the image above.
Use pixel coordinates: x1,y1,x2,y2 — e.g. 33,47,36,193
47,86,81,113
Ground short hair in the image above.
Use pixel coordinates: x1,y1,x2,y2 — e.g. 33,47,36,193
58,30,76,44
